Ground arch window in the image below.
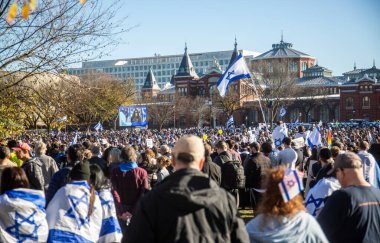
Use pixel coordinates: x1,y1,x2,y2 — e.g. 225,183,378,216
345,97,353,109
362,96,370,108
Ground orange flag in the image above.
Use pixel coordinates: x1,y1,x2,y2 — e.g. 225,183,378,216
6,1,18,23
21,3,30,19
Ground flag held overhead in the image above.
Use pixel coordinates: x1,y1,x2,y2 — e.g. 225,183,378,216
217,53,251,97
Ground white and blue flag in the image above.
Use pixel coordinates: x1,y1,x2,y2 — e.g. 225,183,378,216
98,190,122,243
305,177,340,217
307,126,322,148
217,53,251,97
272,123,288,147
71,131,78,145
46,181,102,243
226,115,234,128
278,169,303,203
279,106,287,118
94,122,103,131
0,188,49,242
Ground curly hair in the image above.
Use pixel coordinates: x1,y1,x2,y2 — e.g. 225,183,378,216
257,167,305,217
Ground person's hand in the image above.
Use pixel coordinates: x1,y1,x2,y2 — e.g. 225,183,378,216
119,211,132,221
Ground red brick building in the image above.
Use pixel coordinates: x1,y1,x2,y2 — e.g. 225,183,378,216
340,74,380,120
250,37,315,78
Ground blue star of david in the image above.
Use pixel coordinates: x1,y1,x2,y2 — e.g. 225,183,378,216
287,180,295,187
65,193,90,229
6,211,41,242
100,196,112,210
305,194,324,216
274,138,282,146
226,70,235,80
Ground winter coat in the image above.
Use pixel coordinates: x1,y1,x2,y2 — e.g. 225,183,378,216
111,162,148,216
202,156,222,185
124,168,249,243
22,157,45,191
37,154,59,190
244,152,271,189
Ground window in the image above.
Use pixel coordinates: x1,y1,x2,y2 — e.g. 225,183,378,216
345,97,353,109
289,62,297,72
268,63,273,73
362,96,370,108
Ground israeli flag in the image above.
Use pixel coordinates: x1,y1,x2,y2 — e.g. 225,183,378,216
71,131,78,145
46,181,102,243
98,190,122,243
279,106,287,118
272,123,288,147
94,122,103,131
226,115,234,128
305,177,340,217
278,169,303,203
217,53,251,97
307,126,322,148
0,188,48,242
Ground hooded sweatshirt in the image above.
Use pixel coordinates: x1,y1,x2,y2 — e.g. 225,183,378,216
246,211,328,243
125,168,249,243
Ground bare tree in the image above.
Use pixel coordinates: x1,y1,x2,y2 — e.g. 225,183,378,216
0,0,130,92
252,60,299,125
146,97,175,131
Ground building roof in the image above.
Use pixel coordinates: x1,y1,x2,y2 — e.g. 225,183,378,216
228,38,239,67
254,38,314,60
342,74,377,85
297,76,342,87
342,68,366,75
302,64,332,74
175,44,199,78
142,68,160,90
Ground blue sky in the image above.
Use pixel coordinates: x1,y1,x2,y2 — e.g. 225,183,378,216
104,0,380,76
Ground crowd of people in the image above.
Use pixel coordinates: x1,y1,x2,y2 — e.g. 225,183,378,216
0,122,379,242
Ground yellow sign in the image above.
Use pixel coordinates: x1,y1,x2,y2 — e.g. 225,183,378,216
218,129,223,135
202,134,207,140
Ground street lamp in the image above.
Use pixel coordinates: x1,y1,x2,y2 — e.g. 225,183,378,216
353,110,356,119
208,100,213,128
245,116,248,127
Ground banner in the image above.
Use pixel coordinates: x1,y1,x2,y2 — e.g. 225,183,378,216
119,106,148,127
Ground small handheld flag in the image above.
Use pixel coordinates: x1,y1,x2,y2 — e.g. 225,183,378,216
279,106,287,118
226,116,234,128
217,53,251,97
279,169,304,203
71,131,78,145
94,121,103,131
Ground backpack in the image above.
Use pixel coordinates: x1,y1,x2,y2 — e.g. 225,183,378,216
220,155,246,190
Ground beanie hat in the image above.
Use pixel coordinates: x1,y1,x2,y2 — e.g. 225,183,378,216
70,161,91,181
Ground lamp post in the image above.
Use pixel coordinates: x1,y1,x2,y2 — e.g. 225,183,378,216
208,100,213,128
353,110,356,119
245,116,248,127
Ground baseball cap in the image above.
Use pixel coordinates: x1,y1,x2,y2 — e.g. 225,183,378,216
12,143,31,152
334,152,362,170
173,135,205,164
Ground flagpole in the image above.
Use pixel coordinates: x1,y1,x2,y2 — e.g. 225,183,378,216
248,76,267,126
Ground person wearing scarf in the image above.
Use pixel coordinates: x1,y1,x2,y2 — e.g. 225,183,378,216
110,146,148,236
46,161,102,242
0,167,48,242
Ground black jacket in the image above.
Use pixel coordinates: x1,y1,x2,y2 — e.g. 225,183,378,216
202,156,222,185
243,152,271,189
124,168,249,243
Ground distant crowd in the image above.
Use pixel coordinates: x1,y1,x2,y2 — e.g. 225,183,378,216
0,122,379,242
